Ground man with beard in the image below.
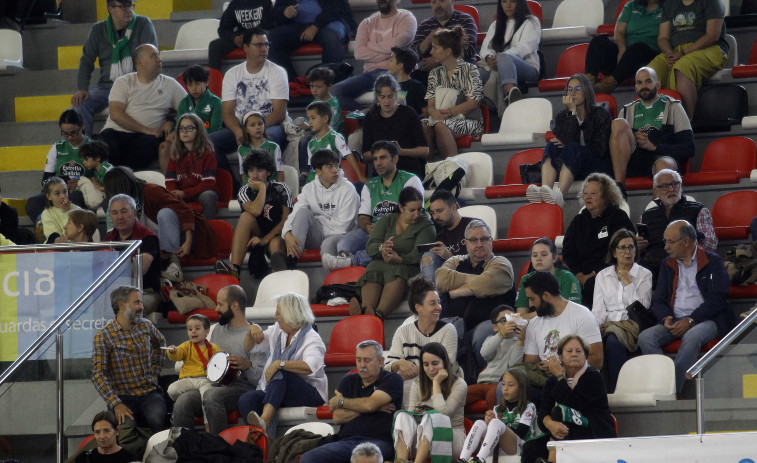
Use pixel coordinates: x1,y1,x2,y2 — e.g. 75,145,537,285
322,140,423,270
410,0,477,78
330,0,417,110
92,286,167,433
522,271,603,373
420,188,473,284
171,285,267,434
300,340,402,463
608,67,694,190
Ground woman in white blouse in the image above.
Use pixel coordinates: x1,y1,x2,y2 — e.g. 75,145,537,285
592,228,653,392
239,292,327,435
478,0,541,114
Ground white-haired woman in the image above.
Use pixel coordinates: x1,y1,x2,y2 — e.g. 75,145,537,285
239,292,327,434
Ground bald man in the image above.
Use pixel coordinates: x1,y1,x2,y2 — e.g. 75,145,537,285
99,44,187,171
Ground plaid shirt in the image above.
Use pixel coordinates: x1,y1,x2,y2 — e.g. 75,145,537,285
91,318,165,408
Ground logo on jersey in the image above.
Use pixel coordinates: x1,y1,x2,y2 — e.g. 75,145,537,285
372,200,399,218
60,160,84,179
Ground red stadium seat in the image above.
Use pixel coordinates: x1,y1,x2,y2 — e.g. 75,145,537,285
456,104,490,148
299,248,322,263
187,169,234,214
343,110,360,138
311,266,366,317
166,274,240,324
454,4,479,29
731,39,757,79
662,339,720,354
177,68,223,99
180,220,234,267
485,148,543,199
595,0,632,35
683,137,756,186
341,159,366,183
465,400,489,415
538,44,589,92
324,315,384,367
78,434,95,451
220,425,267,460
493,203,563,252
595,94,617,119
711,191,757,241
528,0,543,24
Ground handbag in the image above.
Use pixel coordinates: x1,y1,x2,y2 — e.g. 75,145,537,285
626,300,656,331
519,160,543,184
168,281,215,315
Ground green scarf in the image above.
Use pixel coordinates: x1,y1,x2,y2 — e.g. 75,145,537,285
551,403,589,428
106,13,137,81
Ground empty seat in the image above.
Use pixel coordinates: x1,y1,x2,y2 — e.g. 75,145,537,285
458,205,498,239
166,274,240,324
683,137,756,186
537,44,589,92
711,191,757,241
541,0,604,43
160,19,220,64
691,84,748,133
311,266,366,317
481,98,552,146
731,39,757,79
133,170,166,187
0,30,23,70
485,148,544,199
246,270,310,320
493,203,563,252
324,315,385,367
180,219,233,267
608,354,675,408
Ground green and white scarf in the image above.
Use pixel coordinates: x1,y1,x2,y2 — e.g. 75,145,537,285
551,403,589,428
106,13,137,81
393,410,453,463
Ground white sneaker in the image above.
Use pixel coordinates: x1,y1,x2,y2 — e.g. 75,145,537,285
551,186,565,207
539,185,555,203
322,253,352,271
526,184,542,203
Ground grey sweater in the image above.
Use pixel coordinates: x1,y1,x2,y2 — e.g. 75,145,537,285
478,333,524,384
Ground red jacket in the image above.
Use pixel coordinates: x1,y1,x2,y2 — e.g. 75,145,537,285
165,150,217,200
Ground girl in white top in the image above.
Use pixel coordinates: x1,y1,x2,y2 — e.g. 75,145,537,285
41,176,82,244
592,228,652,392
394,342,467,461
478,0,542,112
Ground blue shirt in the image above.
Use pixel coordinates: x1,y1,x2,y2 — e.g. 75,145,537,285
674,252,705,318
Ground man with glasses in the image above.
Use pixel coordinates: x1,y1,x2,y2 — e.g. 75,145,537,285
608,67,694,190
72,0,157,137
638,220,732,395
638,168,716,282
436,219,515,374
210,27,289,179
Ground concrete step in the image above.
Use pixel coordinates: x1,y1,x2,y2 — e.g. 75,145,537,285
0,121,59,146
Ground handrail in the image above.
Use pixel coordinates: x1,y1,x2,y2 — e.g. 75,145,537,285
0,241,142,386
686,307,757,379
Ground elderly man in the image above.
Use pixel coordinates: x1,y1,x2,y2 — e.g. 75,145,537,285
171,285,267,434
638,220,733,394
331,0,417,110
300,340,403,463
92,285,166,433
350,443,383,463
98,44,186,171
72,0,157,136
609,67,694,189
410,0,478,74
421,188,474,284
638,168,717,281
210,27,289,177
103,194,161,313
436,219,514,372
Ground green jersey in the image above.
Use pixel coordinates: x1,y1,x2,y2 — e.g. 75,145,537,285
238,139,283,183
46,136,92,180
305,129,351,184
631,95,670,136
361,170,424,222
312,96,344,134
177,89,223,133
84,161,114,184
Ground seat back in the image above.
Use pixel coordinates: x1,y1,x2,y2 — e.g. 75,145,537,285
555,44,588,78
507,203,563,240
458,205,497,239
173,19,220,50
341,158,366,183
551,0,604,28
498,98,552,136
691,84,748,132
527,0,543,24
343,110,360,138
325,315,385,366
253,270,310,307
208,220,234,258
283,165,300,197
453,152,493,188
324,266,366,285
215,169,233,208
0,30,23,69
595,94,617,119
193,274,240,302
700,137,757,174
177,68,223,99
518,260,532,285
453,4,479,29
612,354,675,399
503,148,544,184
613,0,632,22
712,191,757,240
285,422,335,436
751,38,757,64
724,34,737,68
133,170,166,187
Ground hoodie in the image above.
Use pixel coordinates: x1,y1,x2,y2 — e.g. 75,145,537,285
282,172,359,237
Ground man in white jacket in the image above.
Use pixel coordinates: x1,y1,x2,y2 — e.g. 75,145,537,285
282,149,359,269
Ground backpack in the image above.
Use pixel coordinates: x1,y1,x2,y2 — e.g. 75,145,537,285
314,283,359,304
724,241,757,286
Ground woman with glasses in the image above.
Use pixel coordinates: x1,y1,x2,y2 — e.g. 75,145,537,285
527,74,612,207
26,109,90,223
592,228,652,392
562,173,635,308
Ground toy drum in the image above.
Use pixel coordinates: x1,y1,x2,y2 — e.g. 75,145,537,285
206,352,241,386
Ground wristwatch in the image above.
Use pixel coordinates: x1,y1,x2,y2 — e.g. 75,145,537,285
687,318,695,327
338,397,345,409
279,360,286,369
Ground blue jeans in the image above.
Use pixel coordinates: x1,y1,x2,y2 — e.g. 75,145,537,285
638,320,718,393
238,371,323,421
336,228,371,266
331,69,386,110
300,436,394,463
73,85,110,137
478,52,539,87
156,207,184,253
604,332,628,393
420,251,445,284
113,391,166,434
268,21,350,80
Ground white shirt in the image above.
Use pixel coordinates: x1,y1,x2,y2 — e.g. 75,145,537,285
222,60,289,123
525,301,601,360
592,263,653,323
674,253,704,318
257,322,328,403
103,73,187,132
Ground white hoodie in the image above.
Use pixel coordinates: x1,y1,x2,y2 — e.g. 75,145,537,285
282,172,359,237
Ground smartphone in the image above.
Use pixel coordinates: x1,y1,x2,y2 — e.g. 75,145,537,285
416,243,437,253
637,223,649,240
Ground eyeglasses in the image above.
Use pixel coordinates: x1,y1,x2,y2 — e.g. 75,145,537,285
250,42,271,48
60,128,81,138
663,238,685,246
616,245,636,252
655,181,681,191
177,126,197,133
109,3,135,10
565,85,583,94
466,236,492,244
495,318,508,324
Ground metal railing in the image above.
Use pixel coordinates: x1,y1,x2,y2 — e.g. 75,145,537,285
0,241,143,463
686,307,757,434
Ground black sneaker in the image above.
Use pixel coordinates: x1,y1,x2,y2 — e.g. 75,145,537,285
286,255,298,270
